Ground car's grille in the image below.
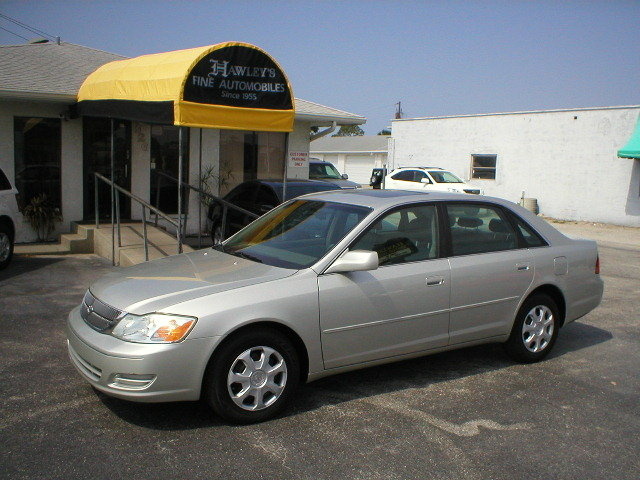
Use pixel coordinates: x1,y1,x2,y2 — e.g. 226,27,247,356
464,189,481,195
80,290,125,332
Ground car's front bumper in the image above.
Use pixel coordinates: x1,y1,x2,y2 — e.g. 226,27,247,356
67,306,221,402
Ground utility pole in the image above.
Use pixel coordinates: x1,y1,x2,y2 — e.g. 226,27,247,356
395,101,403,119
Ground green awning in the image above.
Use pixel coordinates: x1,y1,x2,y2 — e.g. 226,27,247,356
618,114,640,159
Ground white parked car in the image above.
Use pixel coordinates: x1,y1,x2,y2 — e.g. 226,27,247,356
0,167,20,270
385,167,481,194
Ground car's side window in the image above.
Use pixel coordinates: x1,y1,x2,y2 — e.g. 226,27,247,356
255,186,278,209
391,171,411,181
227,184,255,205
447,203,517,256
351,204,439,266
413,171,430,183
510,215,548,247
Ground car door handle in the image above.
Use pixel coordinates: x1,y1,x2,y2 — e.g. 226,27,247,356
516,263,531,271
426,276,445,286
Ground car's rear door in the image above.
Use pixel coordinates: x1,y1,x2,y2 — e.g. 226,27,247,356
445,202,535,344
318,203,450,369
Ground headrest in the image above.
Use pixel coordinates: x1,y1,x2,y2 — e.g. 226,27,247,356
457,216,483,228
489,218,510,233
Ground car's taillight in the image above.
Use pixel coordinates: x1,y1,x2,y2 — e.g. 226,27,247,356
595,255,600,274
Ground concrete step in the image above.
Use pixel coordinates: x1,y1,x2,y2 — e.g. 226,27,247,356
15,222,192,266
15,223,94,255
91,223,193,267
15,242,70,255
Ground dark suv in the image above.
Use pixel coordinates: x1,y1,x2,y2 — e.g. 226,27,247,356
308,159,361,189
207,179,341,243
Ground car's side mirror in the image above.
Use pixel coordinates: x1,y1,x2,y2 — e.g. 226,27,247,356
341,173,349,180
420,178,431,184
325,250,378,274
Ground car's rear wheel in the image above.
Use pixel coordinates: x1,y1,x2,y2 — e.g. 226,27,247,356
0,223,14,270
504,293,560,363
204,327,300,424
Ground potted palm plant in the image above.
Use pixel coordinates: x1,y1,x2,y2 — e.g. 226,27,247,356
23,193,62,242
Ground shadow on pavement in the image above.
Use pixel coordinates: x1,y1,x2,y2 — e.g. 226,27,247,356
97,321,612,430
0,255,64,282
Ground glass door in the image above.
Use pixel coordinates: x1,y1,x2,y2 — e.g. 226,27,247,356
83,118,132,220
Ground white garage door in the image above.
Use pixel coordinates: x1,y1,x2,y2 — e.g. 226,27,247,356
344,155,376,185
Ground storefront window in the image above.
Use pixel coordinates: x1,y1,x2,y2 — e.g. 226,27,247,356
219,130,286,196
14,117,62,211
150,126,189,214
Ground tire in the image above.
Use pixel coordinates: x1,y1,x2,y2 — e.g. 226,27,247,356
0,222,14,270
504,293,560,363
204,327,300,424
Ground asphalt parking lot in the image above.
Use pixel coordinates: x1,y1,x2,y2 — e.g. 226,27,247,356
1,227,639,480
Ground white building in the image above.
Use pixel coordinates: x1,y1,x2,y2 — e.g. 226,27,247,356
391,106,640,226
310,135,389,185
1,40,366,242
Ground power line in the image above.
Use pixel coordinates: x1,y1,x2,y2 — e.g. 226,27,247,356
0,12,57,41
0,25,30,42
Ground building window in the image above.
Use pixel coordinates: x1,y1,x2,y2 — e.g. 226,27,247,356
14,117,62,211
219,130,285,196
150,125,189,214
471,154,497,180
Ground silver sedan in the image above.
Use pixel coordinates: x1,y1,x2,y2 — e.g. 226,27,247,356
67,190,603,423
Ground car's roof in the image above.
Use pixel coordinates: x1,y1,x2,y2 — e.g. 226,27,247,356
393,166,444,171
299,189,473,208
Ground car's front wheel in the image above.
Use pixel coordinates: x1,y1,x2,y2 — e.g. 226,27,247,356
504,293,560,363
204,327,300,424
0,222,14,270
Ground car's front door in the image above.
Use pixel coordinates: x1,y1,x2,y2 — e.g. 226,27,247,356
318,203,450,369
445,202,534,344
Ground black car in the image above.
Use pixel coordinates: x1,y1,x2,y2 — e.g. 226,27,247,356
207,179,341,243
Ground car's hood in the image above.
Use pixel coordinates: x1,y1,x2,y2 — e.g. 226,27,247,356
328,178,361,189
89,249,296,314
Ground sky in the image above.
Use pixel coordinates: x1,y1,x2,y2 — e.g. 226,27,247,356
1,0,638,134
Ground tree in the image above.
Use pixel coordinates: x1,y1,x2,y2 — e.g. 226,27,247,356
377,129,391,135
332,125,364,137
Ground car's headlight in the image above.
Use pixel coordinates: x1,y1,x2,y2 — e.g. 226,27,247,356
111,313,197,343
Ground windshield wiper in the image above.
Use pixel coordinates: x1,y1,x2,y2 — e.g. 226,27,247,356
231,250,264,263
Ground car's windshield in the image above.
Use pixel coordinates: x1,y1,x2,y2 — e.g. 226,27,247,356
309,163,342,180
219,200,371,269
428,171,463,183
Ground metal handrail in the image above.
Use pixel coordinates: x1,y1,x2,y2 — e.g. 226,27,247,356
153,170,259,245
94,172,181,265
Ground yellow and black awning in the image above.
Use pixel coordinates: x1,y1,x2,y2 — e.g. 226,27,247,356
77,42,294,132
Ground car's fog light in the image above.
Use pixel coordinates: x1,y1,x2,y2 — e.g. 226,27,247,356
109,373,157,390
